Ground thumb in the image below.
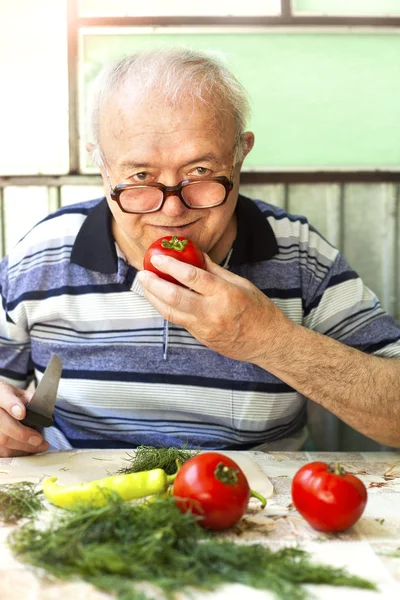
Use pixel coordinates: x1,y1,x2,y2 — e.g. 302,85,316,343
0,382,32,420
12,387,34,419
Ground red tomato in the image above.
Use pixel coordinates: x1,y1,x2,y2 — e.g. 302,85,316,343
143,236,205,286
173,452,251,530
291,461,367,532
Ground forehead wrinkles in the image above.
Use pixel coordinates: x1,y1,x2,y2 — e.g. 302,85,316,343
102,124,227,168
99,89,235,144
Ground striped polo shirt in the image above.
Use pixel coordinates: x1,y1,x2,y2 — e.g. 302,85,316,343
1,195,399,451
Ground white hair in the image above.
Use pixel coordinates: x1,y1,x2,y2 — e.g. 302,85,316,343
88,47,251,166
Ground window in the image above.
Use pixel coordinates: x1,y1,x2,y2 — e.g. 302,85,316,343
293,0,400,17
0,0,69,176
81,28,400,172
1,0,400,178
79,0,282,17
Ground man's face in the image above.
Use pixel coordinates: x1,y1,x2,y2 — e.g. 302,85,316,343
96,89,253,266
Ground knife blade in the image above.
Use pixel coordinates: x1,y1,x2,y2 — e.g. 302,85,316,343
22,354,62,430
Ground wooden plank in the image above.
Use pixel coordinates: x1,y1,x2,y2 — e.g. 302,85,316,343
239,184,285,208
47,186,61,214
3,187,50,253
67,0,80,173
287,184,341,247
342,183,397,316
61,185,104,206
0,188,5,259
396,185,400,321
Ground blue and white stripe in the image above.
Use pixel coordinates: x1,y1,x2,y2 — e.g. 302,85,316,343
0,195,399,451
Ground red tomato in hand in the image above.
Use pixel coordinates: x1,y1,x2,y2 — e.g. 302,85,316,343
173,452,251,530
143,236,205,286
291,461,367,532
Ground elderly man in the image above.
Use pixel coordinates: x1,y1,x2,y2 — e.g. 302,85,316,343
0,48,399,457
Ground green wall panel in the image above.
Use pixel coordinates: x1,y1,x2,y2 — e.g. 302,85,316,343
82,31,400,169
294,0,400,16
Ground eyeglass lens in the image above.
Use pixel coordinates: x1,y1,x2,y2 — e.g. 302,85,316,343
119,181,226,212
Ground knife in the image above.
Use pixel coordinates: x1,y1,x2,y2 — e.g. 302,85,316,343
22,354,62,430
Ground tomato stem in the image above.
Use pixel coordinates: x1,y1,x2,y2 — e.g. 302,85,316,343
161,236,188,252
328,462,346,476
214,462,239,485
250,489,267,509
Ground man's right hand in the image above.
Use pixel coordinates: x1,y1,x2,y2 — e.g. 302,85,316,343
0,382,50,457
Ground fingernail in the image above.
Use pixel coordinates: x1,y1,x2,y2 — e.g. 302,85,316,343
151,255,166,266
137,271,145,282
28,436,42,447
11,405,23,418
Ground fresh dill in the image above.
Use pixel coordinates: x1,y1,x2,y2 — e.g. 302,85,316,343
116,444,200,475
9,496,376,600
0,481,44,524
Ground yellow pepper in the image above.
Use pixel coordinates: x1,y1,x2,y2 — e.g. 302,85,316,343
43,469,176,510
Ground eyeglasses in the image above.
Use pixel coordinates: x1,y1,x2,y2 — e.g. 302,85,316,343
102,154,236,214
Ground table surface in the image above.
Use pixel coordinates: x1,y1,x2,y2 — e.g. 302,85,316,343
1,449,400,600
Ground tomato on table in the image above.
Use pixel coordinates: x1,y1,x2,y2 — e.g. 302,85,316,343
291,461,367,532
173,451,266,530
143,236,205,286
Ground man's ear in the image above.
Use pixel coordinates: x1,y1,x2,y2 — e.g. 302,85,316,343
240,132,255,163
86,142,103,172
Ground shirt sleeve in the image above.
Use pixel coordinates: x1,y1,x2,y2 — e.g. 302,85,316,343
0,255,33,388
301,230,400,358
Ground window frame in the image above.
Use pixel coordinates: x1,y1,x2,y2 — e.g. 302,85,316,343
68,0,400,182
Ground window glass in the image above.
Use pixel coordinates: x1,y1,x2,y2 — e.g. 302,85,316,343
0,0,69,175
81,29,400,171
294,0,400,16
79,0,281,17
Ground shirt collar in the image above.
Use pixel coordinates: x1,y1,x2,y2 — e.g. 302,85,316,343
229,193,279,266
70,194,278,273
70,198,118,273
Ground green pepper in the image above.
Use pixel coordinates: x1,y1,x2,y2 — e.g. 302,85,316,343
43,469,176,510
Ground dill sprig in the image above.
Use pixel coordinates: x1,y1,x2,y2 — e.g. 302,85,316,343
0,481,44,524
117,444,200,475
8,496,375,600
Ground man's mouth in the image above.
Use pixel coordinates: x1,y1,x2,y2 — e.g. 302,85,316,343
151,219,199,230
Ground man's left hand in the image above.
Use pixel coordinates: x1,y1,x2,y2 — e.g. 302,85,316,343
137,254,291,364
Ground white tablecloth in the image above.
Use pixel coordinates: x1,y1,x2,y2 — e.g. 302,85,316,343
1,449,400,599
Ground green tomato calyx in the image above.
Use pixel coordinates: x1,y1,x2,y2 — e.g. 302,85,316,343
214,462,239,485
161,236,188,252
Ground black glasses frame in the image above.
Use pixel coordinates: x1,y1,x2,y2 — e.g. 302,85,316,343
108,177,234,214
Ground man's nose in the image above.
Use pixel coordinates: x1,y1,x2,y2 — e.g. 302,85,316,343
160,190,188,217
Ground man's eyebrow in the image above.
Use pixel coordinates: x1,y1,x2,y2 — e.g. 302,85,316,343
119,160,152,170
183,153,219,166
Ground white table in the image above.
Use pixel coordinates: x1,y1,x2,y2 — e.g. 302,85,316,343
1,449,400,599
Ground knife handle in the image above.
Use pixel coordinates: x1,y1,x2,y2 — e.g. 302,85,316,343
21,409,54,430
